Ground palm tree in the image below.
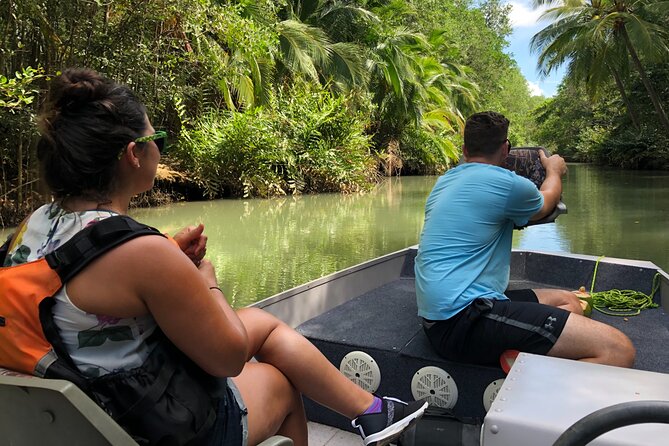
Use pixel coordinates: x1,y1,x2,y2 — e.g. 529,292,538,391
272,0,378,93
531,0,669,135
275,19,367,92
367,27,478,168
270,1,478,168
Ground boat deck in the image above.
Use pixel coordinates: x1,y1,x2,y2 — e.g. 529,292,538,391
294,249,669,434
308,422,359,445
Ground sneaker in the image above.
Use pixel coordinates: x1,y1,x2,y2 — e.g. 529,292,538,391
352,397,428,446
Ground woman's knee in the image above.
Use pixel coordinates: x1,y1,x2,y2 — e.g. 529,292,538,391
234,363,304,443
237,307,279,327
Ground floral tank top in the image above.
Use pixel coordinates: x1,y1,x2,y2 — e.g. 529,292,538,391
3,202,158,378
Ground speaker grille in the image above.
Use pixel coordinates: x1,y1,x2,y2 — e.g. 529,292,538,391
483,379,504,412
411,366,458,408
339,351,381,393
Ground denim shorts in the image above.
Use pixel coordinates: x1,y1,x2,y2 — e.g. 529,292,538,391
423,289,570,365
205,378,249,446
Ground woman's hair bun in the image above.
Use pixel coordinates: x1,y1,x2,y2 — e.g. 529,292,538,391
51,68,109,111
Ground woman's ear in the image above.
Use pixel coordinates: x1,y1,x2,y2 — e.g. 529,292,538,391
120,141,142,168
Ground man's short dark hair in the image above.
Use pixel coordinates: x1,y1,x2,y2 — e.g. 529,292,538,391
463,111,509,156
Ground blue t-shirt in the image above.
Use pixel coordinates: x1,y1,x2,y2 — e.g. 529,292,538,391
415,163,544,320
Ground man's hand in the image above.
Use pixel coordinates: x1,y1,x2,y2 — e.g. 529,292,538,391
173,224,207,266
540,150,567,177
531,151,566,221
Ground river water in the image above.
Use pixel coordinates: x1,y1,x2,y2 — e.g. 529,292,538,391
3,164,668,307
129,163,669,307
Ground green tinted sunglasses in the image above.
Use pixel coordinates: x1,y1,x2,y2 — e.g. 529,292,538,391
135,131,168,154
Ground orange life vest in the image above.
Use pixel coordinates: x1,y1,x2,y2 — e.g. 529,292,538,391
0,215,162,376
0,215,219,445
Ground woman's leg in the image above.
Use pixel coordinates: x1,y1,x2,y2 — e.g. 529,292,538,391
232,362,308,446
235,307,374,419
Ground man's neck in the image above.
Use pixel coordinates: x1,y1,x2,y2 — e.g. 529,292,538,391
464,154,505,166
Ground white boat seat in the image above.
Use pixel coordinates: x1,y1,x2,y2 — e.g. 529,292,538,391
0,367,293,446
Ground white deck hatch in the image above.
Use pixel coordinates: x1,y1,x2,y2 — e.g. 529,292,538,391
483,353,669,445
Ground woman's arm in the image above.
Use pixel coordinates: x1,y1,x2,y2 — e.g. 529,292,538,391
67,235,249,377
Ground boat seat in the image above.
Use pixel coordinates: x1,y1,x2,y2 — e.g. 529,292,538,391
0,367,293,446
298,277,506,431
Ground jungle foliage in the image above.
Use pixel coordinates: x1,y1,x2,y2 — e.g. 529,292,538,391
1,0,537,225
530,0,669,168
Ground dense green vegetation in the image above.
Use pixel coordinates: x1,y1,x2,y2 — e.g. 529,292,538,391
531,0,669,168
1,0,539,225
3,0,667,227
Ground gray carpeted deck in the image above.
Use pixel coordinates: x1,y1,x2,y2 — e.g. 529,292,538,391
301,276,669,373
298,274,669,429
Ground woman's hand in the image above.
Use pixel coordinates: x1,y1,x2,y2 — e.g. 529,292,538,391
173,224,207,266
197,259,219,288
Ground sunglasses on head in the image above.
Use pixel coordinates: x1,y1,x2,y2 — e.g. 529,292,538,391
135,131,168,154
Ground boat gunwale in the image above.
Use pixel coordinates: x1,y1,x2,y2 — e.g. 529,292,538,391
252,247,669,327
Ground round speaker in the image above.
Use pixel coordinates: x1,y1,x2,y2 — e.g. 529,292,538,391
483,379,505,412
411,366,458,409
339,351,381,393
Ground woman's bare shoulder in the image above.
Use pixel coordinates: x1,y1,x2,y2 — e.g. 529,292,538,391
67,233,192,317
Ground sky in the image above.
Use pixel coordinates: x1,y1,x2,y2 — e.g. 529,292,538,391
504,0,566,97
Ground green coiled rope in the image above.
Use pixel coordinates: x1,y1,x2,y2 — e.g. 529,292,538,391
588,255,661,316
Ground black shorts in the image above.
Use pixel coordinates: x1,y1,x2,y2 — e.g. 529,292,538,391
422,289,570,365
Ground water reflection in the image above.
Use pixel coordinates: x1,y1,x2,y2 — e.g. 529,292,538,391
515,165,669,270
131,176,436,307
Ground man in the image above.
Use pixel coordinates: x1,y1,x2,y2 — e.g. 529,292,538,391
414,111,635,367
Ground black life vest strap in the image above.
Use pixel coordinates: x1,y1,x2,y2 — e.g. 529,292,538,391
45,215,163,282
115,352,178,423
39,215,164,388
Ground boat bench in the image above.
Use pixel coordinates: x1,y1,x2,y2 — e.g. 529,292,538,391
297,276,506,432
0,368,293,446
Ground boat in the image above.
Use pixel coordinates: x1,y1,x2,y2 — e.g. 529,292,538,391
2,249,668,445
250,246,669,445
2,147,668,444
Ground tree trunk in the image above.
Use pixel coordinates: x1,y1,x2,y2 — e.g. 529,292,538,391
609,64,640,130
621,25,669,135
17,138,23,206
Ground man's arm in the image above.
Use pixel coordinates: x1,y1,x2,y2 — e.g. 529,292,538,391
530,151,567,221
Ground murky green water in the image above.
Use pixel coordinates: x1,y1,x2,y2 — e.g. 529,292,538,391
4,164,668,307
514,165,669,271
130,177,432,307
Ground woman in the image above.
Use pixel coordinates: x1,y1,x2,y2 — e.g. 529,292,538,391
4,68,426,446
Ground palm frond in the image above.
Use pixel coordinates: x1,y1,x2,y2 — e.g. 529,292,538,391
277,19,332,82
